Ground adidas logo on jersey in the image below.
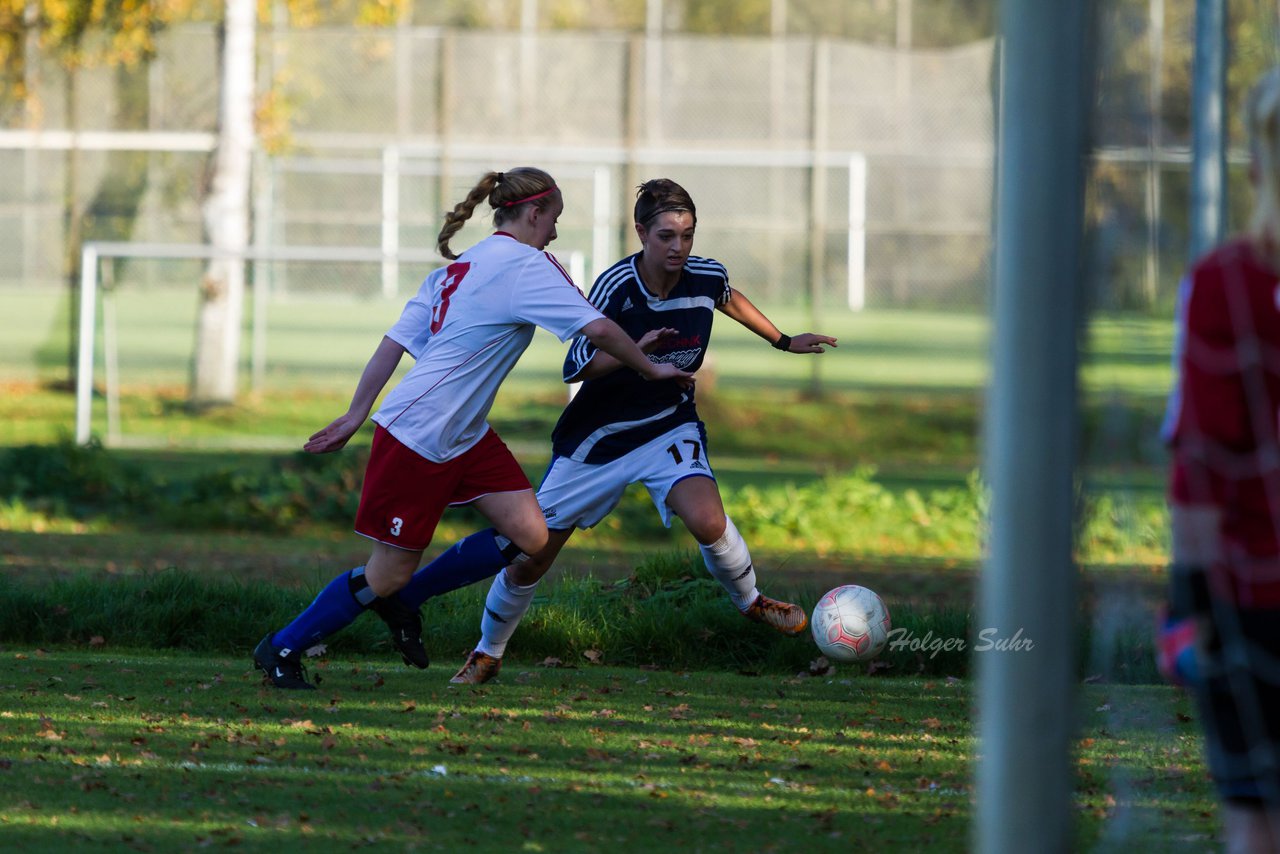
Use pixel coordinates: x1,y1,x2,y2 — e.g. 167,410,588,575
621,297,634,313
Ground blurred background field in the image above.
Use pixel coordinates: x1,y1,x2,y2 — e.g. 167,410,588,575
0,287,1173,626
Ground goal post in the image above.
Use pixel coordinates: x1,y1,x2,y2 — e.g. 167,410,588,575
73,241,592,448
74,241,444,446
975,3,1090,852
847,152,868,311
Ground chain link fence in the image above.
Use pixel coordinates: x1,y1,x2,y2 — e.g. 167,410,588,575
2,24,995,310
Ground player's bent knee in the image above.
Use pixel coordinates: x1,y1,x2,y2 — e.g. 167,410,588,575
687,513,728,546
509,516,549,557
363,559,417,597
513,528,549,558
493,527,544,565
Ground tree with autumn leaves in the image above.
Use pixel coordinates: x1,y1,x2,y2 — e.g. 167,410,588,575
1,0,410,404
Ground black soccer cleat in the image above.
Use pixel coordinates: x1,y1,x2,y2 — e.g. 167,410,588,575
253,634,317,690
371,596,430,669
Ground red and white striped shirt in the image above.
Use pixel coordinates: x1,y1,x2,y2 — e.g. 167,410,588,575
1165,238,1280,605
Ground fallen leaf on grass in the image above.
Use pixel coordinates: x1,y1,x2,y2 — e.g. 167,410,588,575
88,636,105,648
582,649,604,664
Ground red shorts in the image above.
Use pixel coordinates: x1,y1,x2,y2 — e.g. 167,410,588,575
354,425,531,551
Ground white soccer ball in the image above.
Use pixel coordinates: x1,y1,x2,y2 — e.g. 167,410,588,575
811,584,892,662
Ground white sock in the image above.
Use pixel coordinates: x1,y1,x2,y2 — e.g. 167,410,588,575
475,568,539,659
699,516,758,611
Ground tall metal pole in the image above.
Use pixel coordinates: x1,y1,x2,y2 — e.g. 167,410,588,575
645,0,663,140
1189,0,1227,261
975,2,1091,852
806,38,829,398
1144,0,1164,304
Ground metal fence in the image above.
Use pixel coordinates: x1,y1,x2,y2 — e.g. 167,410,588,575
2,25,996,309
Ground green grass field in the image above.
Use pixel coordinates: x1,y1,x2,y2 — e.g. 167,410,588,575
0,289,1205,849
0,649,1214,852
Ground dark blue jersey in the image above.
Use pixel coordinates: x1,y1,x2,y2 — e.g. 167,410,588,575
550,253,732,464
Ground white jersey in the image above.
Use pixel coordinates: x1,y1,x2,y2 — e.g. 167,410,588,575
373,232,602,462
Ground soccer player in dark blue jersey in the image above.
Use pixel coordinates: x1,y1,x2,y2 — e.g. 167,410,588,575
421,178,838,683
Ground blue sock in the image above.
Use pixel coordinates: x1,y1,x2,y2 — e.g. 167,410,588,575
272,566,376,652
398,528,515,609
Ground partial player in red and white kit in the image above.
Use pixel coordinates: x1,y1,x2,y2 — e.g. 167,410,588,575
1161,67,1280,851
253,167,692,689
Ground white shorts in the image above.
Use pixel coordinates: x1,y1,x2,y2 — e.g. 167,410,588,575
537,422,716,530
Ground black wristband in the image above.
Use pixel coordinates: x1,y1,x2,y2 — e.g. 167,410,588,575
772,333,792,352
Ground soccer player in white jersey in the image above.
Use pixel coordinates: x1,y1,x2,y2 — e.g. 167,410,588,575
252,167,693,689
390,178,837,684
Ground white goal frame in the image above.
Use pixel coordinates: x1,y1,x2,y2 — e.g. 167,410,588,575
74,241,438,446
73,241,596,447
74,149,870,447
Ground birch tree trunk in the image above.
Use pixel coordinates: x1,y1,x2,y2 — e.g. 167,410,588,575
191,0,255,404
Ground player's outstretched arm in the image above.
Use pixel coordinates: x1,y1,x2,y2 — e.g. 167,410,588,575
718,287,837,354
304,336,407,453
572,326,679,381
579,318,693,385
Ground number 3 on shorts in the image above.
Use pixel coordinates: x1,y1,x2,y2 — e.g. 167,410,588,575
390,517,404,536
